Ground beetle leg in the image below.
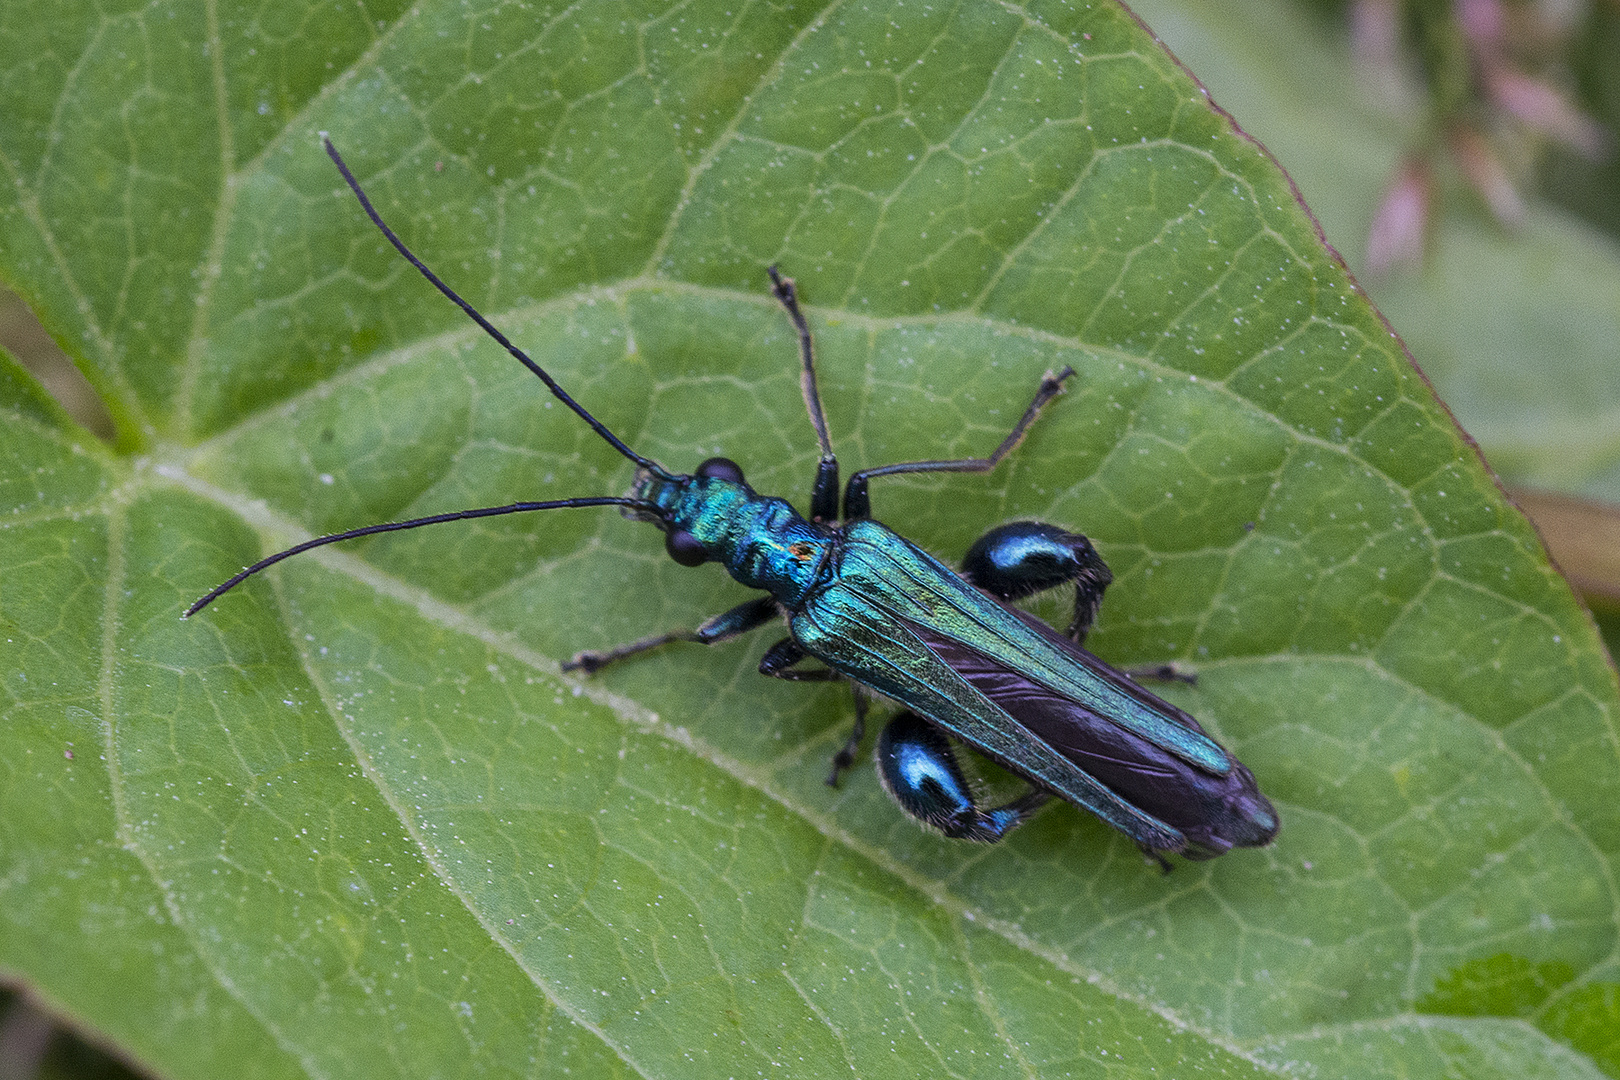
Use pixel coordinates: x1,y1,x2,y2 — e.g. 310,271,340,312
960,521,1113,644
757,637,843,681
841,367,1073,520
960,523,1198,685
756,639,872,788
1123,663,1198,686
1142,846,1174,873
875,711,1049,842
564,595,779,673
824,687,871,788
766,267,841,524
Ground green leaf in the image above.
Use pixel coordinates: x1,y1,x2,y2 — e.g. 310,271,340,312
2,2,1616,1078
1129,0,1620,504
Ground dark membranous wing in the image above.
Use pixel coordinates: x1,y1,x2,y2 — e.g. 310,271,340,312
792,521,1277,855
904,615,1272,853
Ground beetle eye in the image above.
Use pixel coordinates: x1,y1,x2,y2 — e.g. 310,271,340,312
665,529,708,567
696,457,745,485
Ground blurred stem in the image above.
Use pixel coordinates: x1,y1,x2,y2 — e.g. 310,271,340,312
1597,610,1620,670
0,993,52,1080
1407,0,1474,121
1510,487,1620,620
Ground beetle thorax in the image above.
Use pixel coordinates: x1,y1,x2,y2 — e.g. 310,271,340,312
641,472,832,606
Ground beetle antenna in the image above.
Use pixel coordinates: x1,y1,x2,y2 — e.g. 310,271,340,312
322,136,663,474
184,496,661,617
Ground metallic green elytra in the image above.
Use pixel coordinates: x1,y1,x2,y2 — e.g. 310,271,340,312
188,138,1279,865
